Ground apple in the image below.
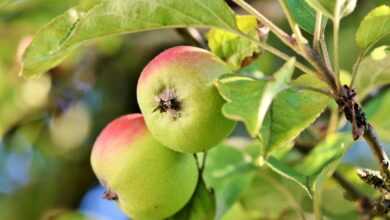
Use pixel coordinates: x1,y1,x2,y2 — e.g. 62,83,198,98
90,114,199,219
137,46,235,153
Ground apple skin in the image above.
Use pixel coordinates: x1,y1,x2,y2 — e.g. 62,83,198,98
90,114,199,220
137,46,236,153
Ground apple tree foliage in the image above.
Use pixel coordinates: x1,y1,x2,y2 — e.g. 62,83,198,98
16,0,390,219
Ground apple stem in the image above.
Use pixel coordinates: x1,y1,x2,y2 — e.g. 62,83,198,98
200,152,208,173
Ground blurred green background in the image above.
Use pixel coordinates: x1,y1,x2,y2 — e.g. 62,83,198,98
0,0,388,220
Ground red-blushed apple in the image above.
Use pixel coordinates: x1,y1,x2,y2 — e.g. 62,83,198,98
137,46,236,153
90,114,199,219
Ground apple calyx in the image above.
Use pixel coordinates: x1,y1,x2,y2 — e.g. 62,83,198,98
103,189,118,201
154,88,181,119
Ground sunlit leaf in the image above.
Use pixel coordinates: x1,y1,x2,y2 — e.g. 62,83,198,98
353,46,390,100
221,203,254,220
356,5,390,50
364,90,390,142
21,0,238,77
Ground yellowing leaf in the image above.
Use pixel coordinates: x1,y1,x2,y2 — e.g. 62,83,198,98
208,15,261,70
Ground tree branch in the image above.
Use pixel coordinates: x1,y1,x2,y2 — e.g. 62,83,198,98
237,31,316,75
232,0,339,93
313,13,323,52
333,171,367,201
231,3,390,204
350,51,364,87
320,28,333,73
232,0,297,52
363,124,390,181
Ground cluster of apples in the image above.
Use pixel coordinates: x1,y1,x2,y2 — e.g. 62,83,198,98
90,46,236,219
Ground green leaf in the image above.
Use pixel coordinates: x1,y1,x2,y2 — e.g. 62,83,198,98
299,134,353,219
294,134,353,176
21,0,238,77
266,156,310,196
216,72,330,157
266,133,353,199
215,75,266,137
305,0,356,20
203,144,257,220
260,74,331,155
353,46,390,100
315,165,373,220
356,5,390,49
168,180,216,220
238,169,306,219
207,15,261,70
215,59,295,137
364,90,390,142
312,161,346,220
284,0,316,33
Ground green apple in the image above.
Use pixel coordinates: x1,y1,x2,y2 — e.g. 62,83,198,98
90,114,198,219
137,46,235,153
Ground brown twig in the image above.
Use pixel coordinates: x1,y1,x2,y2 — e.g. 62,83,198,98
363,125,390,181
303,46,339,93
333,171,367,201
175,28,207,49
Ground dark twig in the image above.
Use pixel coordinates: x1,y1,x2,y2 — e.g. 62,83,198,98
357,168,390,193
336,85,390,217
319,25,333,74
333,171,390,218
332,171,378,219
304,46,339,93
176,28,207,49
363,125,390,181
350,51,364,87
333,171,367,201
